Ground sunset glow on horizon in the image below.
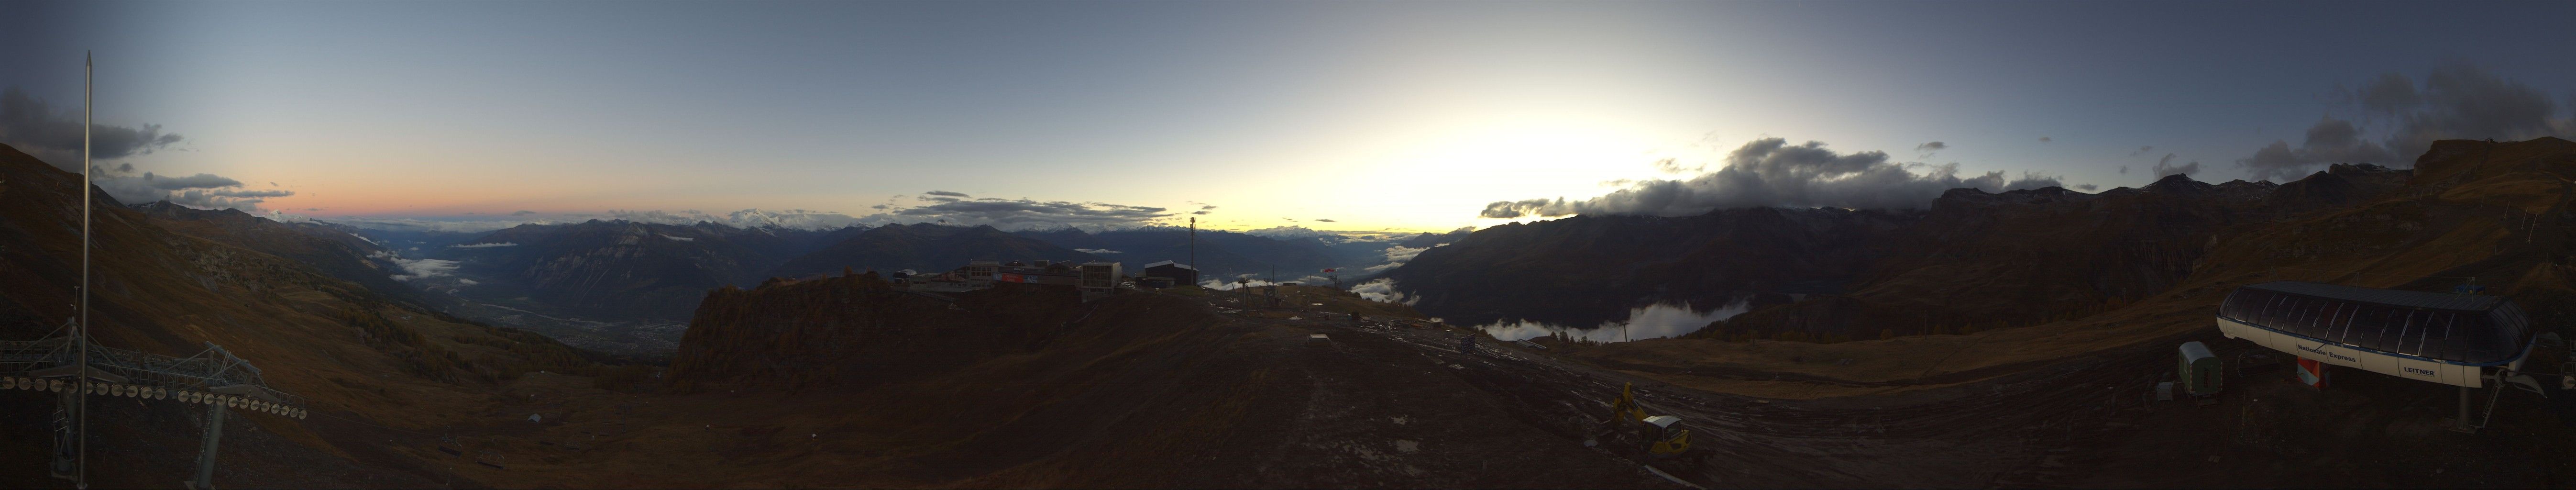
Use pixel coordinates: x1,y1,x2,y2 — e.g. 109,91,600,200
7,1,2572,233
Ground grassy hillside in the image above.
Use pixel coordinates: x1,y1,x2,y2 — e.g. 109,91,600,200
0,143,614,487
1560,137,2576,397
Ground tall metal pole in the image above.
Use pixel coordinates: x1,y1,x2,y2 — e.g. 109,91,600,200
2457,385,2474,432
77,49,93,490
191,404,227,489
1188,217,1196,287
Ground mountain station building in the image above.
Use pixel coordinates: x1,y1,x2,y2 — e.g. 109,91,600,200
1142,260,1199,287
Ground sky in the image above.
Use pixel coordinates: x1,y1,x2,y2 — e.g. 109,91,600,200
4,1,2573,233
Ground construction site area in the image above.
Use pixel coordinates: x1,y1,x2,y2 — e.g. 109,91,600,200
19,278,2568,489
1173,284,2576,488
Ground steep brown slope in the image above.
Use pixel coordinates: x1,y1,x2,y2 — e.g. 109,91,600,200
1388,207,1915,327
0,143,605,488
1564,137,2576,395
130,200,429,308
1395,160,2424,339
1701,178,2279,339
2196,136,2576,309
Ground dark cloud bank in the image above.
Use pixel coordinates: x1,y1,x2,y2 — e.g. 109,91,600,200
1481,138,2065,219
2152,154,2201,178
1483,64,2569,221
0,88,183,167
2237,64,2574,181
1,88,292,211
895,196,1172,229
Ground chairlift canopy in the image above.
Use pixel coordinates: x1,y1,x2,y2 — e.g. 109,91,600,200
2220,281,2532,365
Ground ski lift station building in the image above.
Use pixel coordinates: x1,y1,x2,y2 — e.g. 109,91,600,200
2217,281,2537,388
1142,260,1198,286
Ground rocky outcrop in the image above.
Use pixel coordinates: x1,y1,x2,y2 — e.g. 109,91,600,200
2268,163,2410,214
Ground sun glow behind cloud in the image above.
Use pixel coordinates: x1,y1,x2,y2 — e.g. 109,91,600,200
1196,113,1701,232
1387,120,1681,227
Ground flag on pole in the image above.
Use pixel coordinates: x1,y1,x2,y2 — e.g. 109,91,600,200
1320,268,1336,273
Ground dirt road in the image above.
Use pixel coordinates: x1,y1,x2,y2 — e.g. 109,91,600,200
1301,313,2126,488
1284,305,2574,489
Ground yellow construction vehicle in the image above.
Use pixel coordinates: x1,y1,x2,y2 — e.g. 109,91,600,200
1604,383,1694,458
1609,382,1647,422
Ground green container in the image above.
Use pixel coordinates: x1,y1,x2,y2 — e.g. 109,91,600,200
2179,341,2223,396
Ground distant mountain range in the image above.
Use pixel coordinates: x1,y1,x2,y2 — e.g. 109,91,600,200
116,156,2436,348
764,223,1101,278
426,219,859,320
1392,229,1472,249
330,218,1436,328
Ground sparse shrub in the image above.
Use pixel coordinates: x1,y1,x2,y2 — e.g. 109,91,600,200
338,305,423,350
588,364,661,392
336,305,473,382
402,345,473,383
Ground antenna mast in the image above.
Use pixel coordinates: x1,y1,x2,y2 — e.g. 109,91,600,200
77,49,93,490
1188,217,1196,287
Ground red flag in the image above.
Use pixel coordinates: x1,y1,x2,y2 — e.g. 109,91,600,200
1321,268,1337,273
